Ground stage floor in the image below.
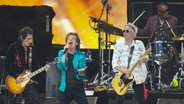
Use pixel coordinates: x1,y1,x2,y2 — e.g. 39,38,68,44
1,87,184,104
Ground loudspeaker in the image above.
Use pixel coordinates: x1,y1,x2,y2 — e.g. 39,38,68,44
47,97,98,104
70,97,98,104
157,98,184,104
108,99,138,104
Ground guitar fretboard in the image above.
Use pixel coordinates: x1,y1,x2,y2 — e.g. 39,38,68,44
30,67,46,78
27,59,57,79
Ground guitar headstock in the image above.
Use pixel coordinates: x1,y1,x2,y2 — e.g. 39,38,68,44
142,48,152,57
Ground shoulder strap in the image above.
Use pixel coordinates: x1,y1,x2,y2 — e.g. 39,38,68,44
127,46,134,69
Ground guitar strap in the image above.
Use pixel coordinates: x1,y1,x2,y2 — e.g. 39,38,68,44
127,46,135,69
28,47,32,70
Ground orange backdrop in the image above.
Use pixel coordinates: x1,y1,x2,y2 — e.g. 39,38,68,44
0,0,127,49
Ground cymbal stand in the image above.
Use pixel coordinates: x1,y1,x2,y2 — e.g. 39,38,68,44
155,59,164,90
179,38,184,88
178,66,184,88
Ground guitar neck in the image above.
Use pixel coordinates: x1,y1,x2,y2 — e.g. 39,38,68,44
129,60,141,74
30,66,46,78
128,48,152,78
28,58,57,79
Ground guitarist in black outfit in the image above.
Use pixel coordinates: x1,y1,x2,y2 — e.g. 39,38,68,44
4,26,50,104
112,23,149,104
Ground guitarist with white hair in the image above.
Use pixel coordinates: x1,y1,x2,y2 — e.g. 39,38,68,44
112,23,149,104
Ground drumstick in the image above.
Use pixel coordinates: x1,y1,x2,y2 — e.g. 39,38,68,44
165,20,177,37
132,10,145,24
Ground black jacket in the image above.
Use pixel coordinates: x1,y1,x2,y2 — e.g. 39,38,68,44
4,41,41,78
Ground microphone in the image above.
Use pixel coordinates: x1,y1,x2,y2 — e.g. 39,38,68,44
63,48,68,54
29,42,33,47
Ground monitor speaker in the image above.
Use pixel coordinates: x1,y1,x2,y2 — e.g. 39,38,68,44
157,98,184,104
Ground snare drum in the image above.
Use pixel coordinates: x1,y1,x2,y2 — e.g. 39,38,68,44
151,41,170,59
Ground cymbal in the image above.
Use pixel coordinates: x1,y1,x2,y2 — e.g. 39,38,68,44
172,36,184,41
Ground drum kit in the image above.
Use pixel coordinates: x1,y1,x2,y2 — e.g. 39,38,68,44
148,34,184,91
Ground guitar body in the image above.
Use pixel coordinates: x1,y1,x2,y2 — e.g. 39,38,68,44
5,70,31,94
5,58,57,94
112,73,134,95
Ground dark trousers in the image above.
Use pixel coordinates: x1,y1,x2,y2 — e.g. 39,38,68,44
133,83,147,104
9,84,40,104
59,86,88,104
116,83,147,104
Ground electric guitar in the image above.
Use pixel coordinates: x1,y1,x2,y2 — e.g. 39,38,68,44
5,58,57,94
111,48,152,95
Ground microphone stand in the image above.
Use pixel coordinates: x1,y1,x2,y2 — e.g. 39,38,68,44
104,3,112,86
96,0,109,86
95,0,107,86
88,0,113,89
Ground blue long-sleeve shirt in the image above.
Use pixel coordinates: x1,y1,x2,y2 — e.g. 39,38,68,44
57,50,86,92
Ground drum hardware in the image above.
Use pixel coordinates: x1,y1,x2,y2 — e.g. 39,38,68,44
171,34,184,89
154,60,167,91
149,40,174,91
147,74,153,90
170,66,184,88
178,67,184,89
178,57,184,88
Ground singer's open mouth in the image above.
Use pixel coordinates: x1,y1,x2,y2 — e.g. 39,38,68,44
68,42,72,45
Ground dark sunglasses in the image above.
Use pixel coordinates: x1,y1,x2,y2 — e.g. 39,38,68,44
122,30,130,33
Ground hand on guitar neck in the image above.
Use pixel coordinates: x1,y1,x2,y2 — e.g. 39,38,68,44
44,64,51,72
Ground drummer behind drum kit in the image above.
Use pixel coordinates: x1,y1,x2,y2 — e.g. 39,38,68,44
148,34,184,91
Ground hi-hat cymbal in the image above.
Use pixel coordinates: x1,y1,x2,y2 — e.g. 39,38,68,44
172,36,184,41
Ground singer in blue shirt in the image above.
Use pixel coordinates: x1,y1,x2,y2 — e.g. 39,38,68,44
57,32,88,104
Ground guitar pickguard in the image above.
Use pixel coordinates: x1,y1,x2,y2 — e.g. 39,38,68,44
120,74,133,85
